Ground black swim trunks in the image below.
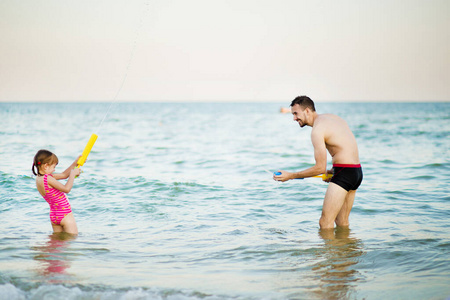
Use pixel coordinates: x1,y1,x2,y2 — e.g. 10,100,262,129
330,164,363,191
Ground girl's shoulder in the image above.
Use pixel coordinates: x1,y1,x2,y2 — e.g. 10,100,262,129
36,174,50,181
36,174,45,182
36,174,53,186
35,175,46,196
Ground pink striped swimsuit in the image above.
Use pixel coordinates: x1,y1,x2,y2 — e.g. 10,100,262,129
43,174,72,225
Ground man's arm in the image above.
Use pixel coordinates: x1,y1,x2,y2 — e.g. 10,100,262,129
274,127,328,181
309,127,328,174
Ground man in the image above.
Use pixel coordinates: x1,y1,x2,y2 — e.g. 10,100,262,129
273,96,363,230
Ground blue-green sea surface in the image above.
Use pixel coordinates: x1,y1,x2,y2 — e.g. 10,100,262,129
1,102,449,299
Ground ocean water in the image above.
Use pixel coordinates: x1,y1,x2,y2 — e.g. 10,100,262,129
0,102,449,300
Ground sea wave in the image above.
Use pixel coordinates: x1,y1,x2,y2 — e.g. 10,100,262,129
0,283,253,300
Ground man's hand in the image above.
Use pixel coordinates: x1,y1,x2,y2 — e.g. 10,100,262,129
273,170,293,182
323,169,333,182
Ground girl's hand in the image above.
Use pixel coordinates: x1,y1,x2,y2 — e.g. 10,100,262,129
74,155,82,166
71,168,81,177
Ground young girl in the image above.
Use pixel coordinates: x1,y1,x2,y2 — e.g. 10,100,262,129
32,150,81,235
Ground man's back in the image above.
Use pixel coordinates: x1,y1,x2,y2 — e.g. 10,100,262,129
313,114,360,165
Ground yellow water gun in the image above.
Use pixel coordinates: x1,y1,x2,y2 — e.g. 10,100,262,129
76,133,98,169
273,171,333,180
311,173,333,180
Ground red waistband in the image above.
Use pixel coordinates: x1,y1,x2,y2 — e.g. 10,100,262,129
333,164,361,168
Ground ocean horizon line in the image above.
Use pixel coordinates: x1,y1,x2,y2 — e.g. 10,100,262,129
1,99,449,104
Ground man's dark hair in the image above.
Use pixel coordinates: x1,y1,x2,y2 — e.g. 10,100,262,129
290,96,316,112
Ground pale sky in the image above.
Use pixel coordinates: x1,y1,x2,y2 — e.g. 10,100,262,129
1,0,449,102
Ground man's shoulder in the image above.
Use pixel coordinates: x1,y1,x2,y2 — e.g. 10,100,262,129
316,113,346,124
314,113,339,125
318,113,339,119
313,114,348,137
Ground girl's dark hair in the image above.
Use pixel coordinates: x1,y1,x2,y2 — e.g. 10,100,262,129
290,95,316,112
32,150,58,176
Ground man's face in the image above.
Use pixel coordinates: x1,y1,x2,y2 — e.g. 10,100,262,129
291,104,307,127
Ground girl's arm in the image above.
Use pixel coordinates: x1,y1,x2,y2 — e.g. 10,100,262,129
53,156,81,180
47,168,81,193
